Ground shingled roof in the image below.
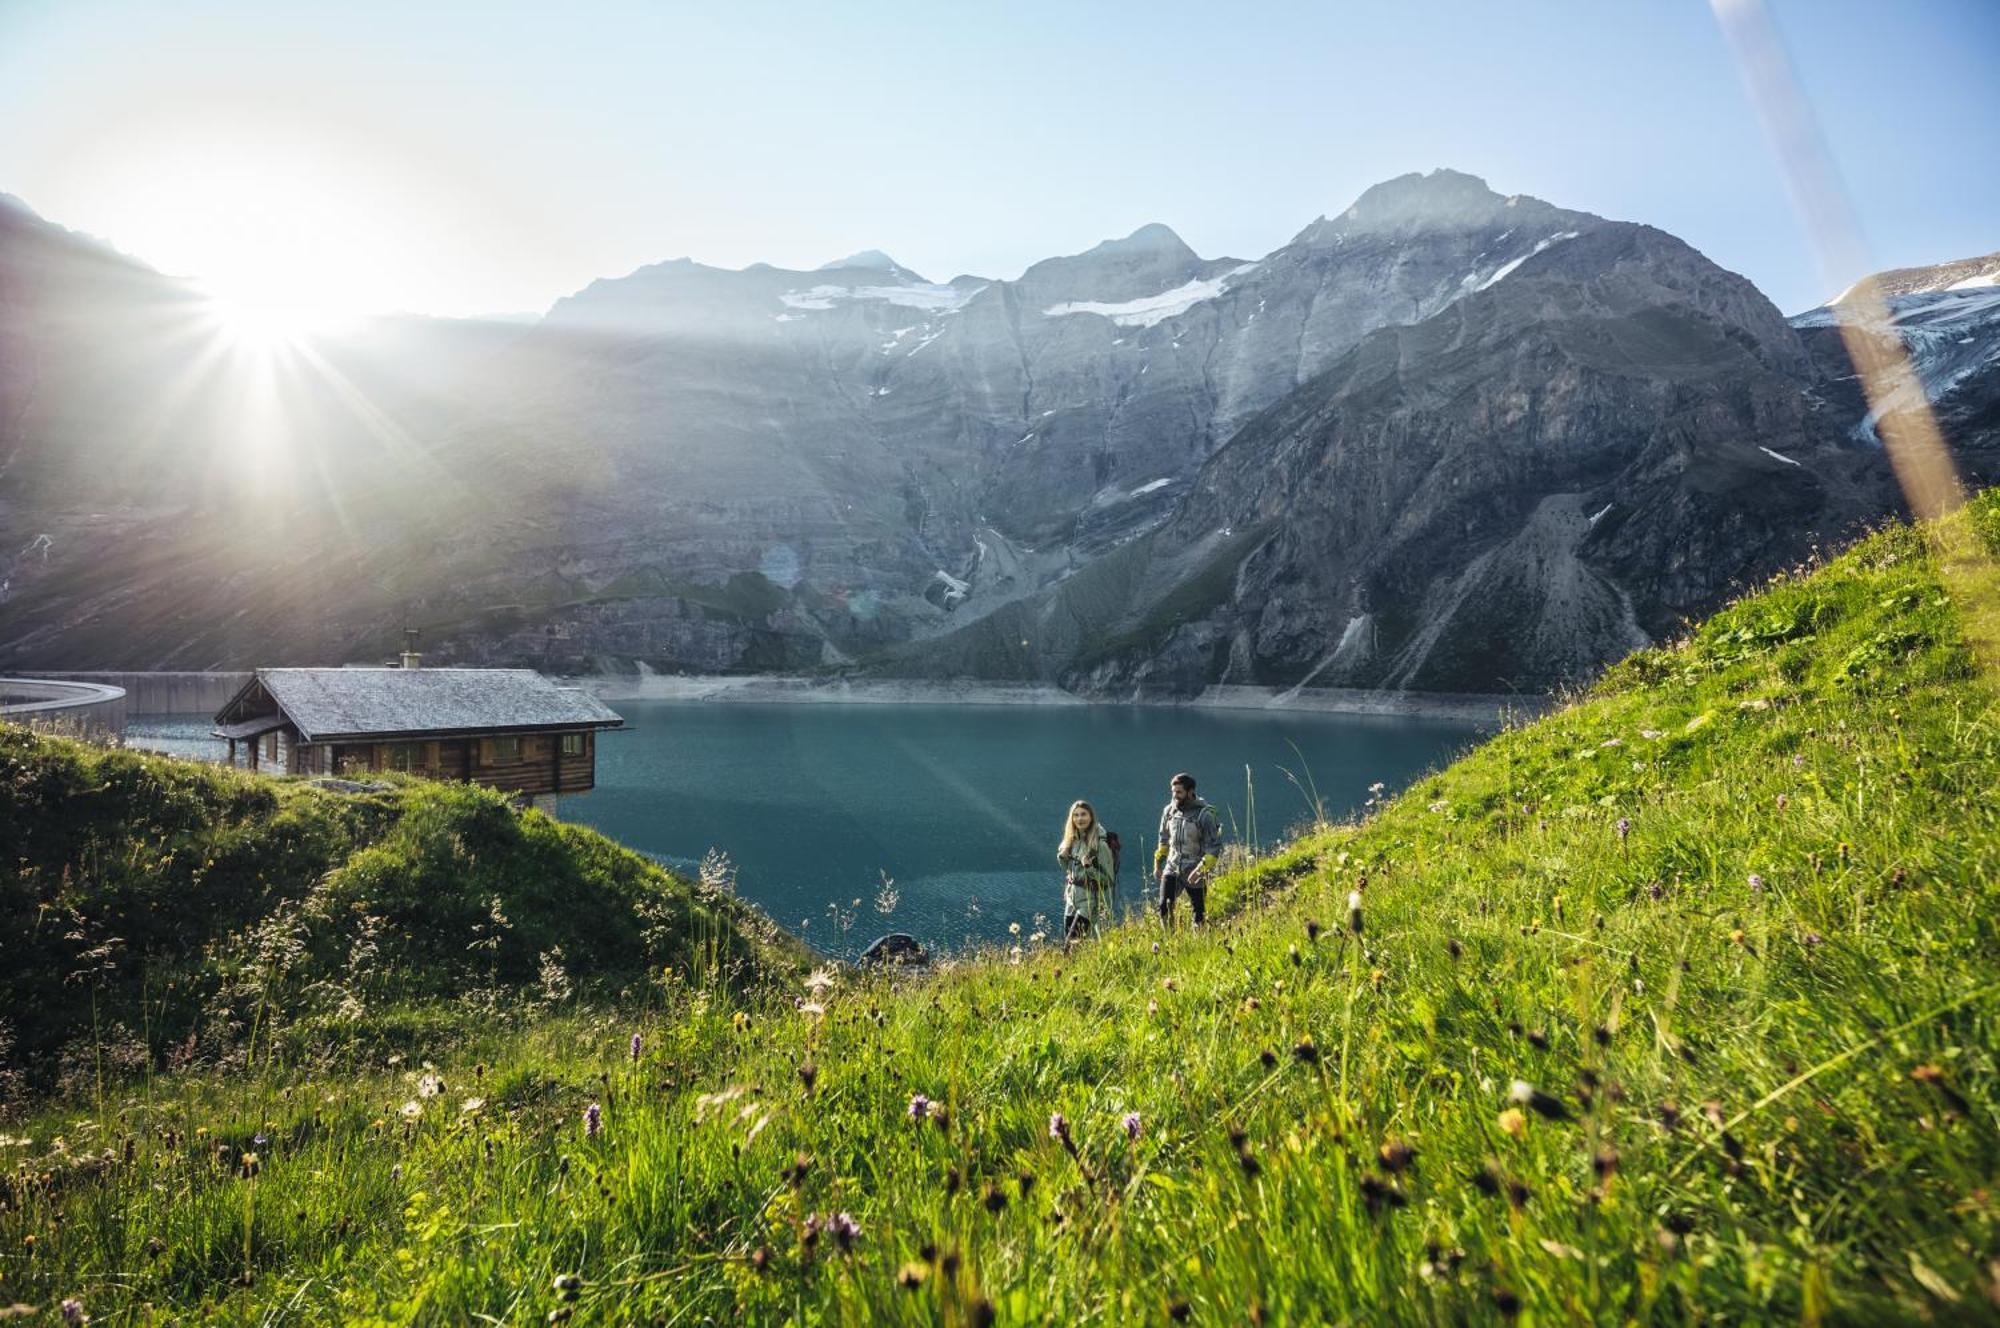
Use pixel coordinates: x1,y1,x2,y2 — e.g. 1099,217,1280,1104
217,668,623,742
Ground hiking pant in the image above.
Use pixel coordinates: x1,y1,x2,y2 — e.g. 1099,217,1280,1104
1064,878,1112,942
1159,872,1206,927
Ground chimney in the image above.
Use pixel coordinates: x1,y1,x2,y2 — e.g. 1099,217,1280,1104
400,628,422,670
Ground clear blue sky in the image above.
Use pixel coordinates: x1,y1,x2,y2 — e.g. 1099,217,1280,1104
0,0,1993,316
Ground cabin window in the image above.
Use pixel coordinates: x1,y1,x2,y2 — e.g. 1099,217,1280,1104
263,732,279,763
485,736,522,764
389,743,419,772
560,733,585,756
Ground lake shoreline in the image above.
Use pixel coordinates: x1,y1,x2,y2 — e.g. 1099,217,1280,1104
578,673,1548,724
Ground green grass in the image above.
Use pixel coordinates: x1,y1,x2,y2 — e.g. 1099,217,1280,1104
4,493,2000,1323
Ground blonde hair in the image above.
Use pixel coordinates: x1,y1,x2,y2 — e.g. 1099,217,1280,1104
1059,800,1100,857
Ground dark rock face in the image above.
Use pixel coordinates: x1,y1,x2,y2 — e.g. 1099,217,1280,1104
902,224,1907,694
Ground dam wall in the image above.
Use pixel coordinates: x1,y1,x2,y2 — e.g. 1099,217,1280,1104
0,677,129,737
20,671,250,715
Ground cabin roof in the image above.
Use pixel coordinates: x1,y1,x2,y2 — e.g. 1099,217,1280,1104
217,668,624,742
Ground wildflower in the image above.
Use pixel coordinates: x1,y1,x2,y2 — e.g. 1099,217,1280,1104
1288,944,1301,967
1009,922,1022,936
732,1011,750,1032
1048,1112,1070,1144
1496,1108,1526,1139
1792,752,1805,767
399,1100,422,1121
1147,998,1161,1016
1368,781,1386,796
897,1261,928,1290
1162,977,1178,992
60,1301,86,1325
1347,890,1364,936
983,1183,1008,1214
784,1153,811,1187
630,1033,643,1062
1378,1140,1417,1173
417,1072,443,1099
1305,919,1321,943
1124,1111,1143,1142
908,1094,932,1123
1358,1173,1407,1212
1258,1048,1278,1069
1292,1037,1320,1065
1510,1080,1572,1123
554,1273,582,1301
1616,817,1630,842
1152,941,1161,955
797,1001,827,1018
1748,873,1765,894
239,1151,260,1179
1775,794,1788,812
584,1102,602,1139
797,1063,818,1093
252,1133,268,1148
829,1211,861,1251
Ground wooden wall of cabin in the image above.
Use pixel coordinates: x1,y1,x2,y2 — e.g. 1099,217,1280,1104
322,730,594,794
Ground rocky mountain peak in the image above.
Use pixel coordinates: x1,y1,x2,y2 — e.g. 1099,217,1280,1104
1083,222,1195,260
816,249,911,277
1292,168,1565,244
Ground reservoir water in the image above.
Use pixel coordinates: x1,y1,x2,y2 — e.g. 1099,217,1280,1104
124,701,1490,957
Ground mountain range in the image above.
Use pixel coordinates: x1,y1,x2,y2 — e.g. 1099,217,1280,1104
1,172,1995,692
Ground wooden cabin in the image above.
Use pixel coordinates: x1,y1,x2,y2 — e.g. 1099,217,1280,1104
212,666,623,806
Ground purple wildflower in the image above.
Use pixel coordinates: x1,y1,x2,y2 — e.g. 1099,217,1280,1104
1792,752,1805,768
1152,941,1161,955
252,1133,268,1148
1616,817,1630,841
60,1301,86,1326
1049,1112,1070,1143
1748,873,1765,894
1775,794,1788,812
907,1093,932,1123
829,1211,861,1250
584,1102,602,1139
1123,1111,1143,1142
630,1032,643,1062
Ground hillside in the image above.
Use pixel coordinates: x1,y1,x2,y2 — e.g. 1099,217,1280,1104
0,738,809,1095
3,491,1999,1323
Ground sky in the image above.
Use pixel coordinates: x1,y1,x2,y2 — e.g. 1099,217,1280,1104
0,0,1993,319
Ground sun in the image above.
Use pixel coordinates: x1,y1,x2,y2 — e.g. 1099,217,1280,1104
200,292,357,351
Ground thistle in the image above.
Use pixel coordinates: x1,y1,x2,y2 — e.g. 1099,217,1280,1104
908,1093,932,1123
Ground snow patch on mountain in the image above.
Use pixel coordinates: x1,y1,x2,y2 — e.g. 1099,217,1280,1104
779,282,985,313
1472,232,1581,293
1043,263,1259,328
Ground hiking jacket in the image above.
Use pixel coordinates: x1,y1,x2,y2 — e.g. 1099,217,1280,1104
1058,832,1115,892
1158,796,1223,877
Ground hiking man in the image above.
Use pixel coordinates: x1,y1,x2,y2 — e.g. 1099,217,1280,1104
1155,771,1223,928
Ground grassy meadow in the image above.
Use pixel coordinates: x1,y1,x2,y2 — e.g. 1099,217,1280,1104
4,491,2000,1323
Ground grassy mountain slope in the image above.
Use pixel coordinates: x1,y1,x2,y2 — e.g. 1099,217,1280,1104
4,492,2000,1324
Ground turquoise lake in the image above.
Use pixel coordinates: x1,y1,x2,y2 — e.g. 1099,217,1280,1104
125,701,1490,958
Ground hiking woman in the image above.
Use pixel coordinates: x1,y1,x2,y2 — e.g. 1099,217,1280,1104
1057,799,1116,944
